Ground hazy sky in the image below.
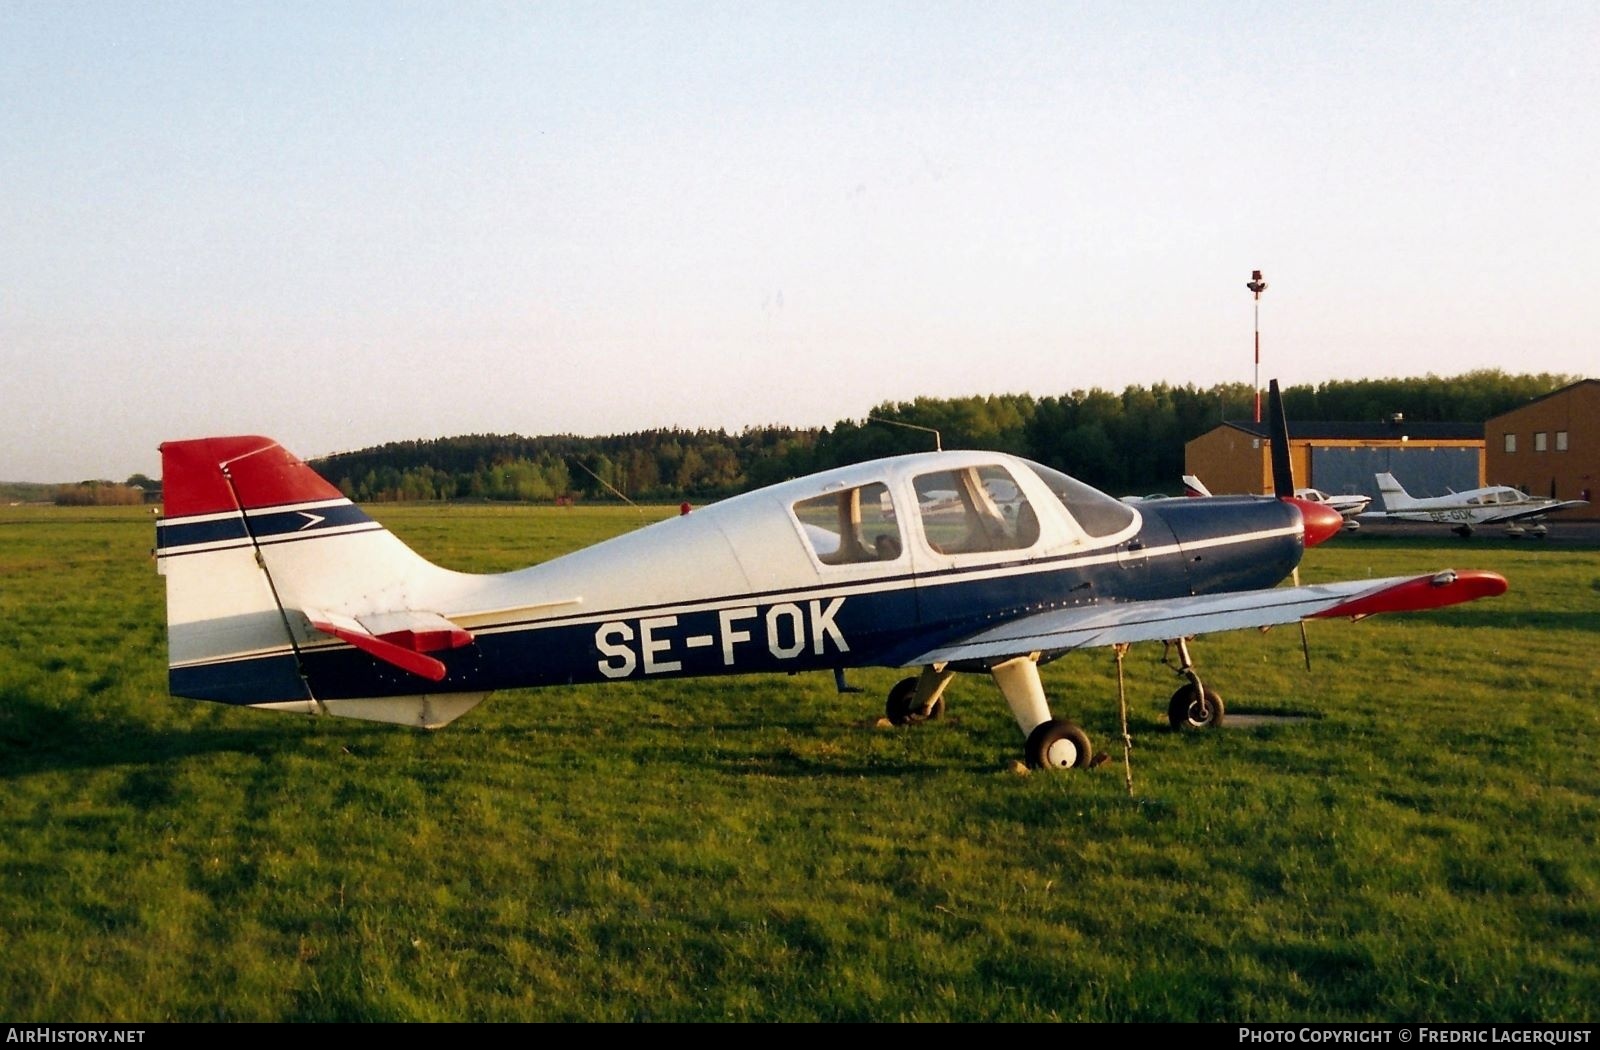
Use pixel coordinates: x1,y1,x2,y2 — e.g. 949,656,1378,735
3,2,1596,481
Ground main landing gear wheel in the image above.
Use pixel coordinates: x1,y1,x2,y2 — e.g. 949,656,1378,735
1025,719,1093,770
1168,683,1225,730
885,675,944,726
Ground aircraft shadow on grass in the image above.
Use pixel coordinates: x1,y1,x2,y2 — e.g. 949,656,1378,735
1377,607,1598,633
0,688,392,781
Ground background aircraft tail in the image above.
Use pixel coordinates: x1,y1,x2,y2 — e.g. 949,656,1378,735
1373,472,1417,511
156,436,485,727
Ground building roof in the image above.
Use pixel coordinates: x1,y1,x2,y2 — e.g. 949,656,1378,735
1485,378,1600,421
1220,420,1483,441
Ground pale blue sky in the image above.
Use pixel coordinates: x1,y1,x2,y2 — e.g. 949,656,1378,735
3,1,1596,481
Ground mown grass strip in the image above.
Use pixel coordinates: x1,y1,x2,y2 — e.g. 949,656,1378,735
2,506,1596,1020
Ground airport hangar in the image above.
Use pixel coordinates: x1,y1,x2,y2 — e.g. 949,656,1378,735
1184,379,1599,517
1185,418,1484,499
1484,379,1599,520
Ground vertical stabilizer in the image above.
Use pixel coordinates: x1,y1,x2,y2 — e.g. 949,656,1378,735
155,437,479,723
1373,472,1416,511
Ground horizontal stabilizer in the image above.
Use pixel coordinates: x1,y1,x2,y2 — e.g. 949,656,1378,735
356,609,475,652
304,608,478,682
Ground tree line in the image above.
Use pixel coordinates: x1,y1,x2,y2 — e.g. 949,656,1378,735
52,479,152,506
310,370,1577,503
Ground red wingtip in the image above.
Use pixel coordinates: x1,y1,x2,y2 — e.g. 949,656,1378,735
1311,569,1508,620
1286,497,1344,548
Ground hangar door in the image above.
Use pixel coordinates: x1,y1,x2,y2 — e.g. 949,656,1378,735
1310,447,1480,498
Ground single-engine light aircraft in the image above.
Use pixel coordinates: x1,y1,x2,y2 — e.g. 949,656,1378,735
1366,472,1589,537
1293,488,1372,531
155,385,1507,771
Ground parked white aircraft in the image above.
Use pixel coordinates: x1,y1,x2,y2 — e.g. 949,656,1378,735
1293,488,1372,531
1366,472,1589,537
1181,478,1368,531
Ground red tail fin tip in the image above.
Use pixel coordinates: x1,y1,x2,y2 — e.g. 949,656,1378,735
161,436,344,517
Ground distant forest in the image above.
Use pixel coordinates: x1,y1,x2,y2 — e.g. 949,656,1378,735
310,370,1577,504
38,475,161,507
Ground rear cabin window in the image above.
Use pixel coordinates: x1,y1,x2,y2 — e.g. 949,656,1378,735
913,465,1042,555
793,483,903,565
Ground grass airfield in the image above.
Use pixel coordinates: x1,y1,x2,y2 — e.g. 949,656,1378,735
2,503,1597,1021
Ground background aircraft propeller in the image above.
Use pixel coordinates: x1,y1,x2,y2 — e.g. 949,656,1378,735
1269,377,1317,668
1269,379,1295,500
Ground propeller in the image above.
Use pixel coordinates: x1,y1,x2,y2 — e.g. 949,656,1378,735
1268,379,1295,500
1269,378,1322,670
1270,379,1343,547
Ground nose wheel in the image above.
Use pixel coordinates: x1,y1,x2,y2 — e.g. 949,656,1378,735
1163,637,1225,730
1168,682,1225,730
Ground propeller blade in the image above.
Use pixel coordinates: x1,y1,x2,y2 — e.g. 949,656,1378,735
1268,379,1295,499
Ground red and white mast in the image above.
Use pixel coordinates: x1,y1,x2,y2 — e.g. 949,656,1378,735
1247,269,1268,423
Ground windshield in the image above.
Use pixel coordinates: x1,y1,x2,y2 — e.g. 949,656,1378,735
1021,460,1138,538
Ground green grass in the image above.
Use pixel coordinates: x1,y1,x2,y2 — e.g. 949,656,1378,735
2,505,1597,1020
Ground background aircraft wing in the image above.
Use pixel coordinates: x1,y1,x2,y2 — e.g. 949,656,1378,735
906,570,1506,665
1480,500,1590,524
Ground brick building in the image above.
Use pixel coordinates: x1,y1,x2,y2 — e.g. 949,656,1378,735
1484,379,1599,520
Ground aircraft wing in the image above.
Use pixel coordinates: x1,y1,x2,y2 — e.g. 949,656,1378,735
1479,500,1590,524
906,570,1506,666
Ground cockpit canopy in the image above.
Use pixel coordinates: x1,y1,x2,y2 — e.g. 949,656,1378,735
789,456,1137,567
1466,488,1527,506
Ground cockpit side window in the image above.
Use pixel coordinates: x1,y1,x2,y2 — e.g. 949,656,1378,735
1021,459,1138,538
792,483,903,565
913,465,1040,555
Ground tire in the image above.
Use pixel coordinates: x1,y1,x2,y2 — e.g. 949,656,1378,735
1024,719,1093,770
885,676,944,725
1168,682,1225,731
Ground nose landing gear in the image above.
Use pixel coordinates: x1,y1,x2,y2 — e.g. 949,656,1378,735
1163,637,1225,730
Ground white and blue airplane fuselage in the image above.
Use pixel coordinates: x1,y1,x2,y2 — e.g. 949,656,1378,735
156,437,1505,769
